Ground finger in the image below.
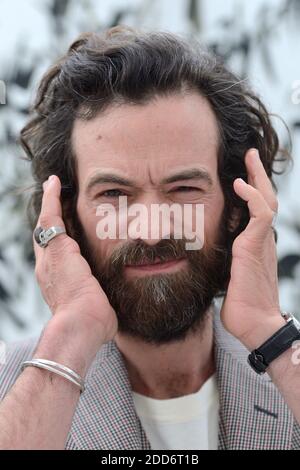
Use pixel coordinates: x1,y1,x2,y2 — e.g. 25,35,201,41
38,175,64,226
33,175,68,252
33,178,51,259
244,148,278,213
233,177,275,236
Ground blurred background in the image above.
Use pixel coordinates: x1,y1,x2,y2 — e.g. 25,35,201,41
0,0,299,342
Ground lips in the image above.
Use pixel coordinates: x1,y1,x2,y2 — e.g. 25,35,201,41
126,257,183,267
135,258,166,267
126,257,184,268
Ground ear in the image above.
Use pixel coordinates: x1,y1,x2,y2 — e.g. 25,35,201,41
62,200,77,239
65,217,77,239
227,207,242,233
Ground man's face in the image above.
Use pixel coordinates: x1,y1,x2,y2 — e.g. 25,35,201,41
71,92,228,344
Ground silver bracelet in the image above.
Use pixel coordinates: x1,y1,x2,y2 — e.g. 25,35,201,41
21,359,86,394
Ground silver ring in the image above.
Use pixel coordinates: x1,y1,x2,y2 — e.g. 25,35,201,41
34,226,66,248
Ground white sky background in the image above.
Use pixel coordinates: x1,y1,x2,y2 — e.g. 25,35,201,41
0,0,299,339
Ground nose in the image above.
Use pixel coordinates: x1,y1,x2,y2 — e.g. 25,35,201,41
125,193,174,246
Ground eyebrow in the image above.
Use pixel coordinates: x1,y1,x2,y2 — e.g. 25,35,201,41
85,174,135,194
85,167,213,195
161,168,213,186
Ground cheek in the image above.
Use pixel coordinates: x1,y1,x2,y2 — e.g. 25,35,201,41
203,191,225,241
76,196,121,260
76,196,97,240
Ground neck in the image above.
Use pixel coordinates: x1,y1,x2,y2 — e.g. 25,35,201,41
114,306,215,399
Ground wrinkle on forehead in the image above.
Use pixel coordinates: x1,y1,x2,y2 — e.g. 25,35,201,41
71,92,220,186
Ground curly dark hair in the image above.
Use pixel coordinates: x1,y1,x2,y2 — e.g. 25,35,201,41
20,25,290,249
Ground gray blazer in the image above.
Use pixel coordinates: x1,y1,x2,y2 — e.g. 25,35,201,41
1,309,300,450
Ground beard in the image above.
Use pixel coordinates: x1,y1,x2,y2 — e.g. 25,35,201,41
71,211,230,346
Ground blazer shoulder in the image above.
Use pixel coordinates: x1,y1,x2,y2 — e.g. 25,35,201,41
292,420,300,449
0,336,39,401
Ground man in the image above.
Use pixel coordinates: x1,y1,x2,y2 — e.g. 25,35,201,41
0,25,300,450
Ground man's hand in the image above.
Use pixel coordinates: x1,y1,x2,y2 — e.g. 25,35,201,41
220,150,300,426
0,174,119,450
34,174,118,352
220,148,285,350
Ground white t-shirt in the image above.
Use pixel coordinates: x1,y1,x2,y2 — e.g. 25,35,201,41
132,374,219,450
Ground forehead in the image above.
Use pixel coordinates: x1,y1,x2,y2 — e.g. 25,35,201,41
71,92,220,184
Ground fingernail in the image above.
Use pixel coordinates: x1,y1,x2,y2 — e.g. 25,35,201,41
43,180,48,191
237,178,247,185
252,148,259,159
48,175,56,186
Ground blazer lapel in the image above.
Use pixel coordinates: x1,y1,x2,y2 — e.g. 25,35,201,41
67,301,295,450
214,307,294,450
66,340,151,450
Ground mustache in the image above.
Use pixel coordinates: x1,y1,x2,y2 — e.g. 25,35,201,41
109,237,190,267
106,236,228,271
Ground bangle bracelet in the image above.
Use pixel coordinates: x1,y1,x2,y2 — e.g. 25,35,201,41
30,358,85,384
21,359,86,393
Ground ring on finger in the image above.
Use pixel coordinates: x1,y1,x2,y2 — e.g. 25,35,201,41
34,226,66,248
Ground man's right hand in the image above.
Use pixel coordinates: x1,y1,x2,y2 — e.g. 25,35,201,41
33,174,118,367
0,174,119,450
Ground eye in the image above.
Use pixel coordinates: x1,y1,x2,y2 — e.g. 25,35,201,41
98,189,127,198
171,186,202,193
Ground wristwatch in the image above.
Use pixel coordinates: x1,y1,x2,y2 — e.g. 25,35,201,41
248,311,300,375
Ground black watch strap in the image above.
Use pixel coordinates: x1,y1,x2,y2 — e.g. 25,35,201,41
248,320,300,374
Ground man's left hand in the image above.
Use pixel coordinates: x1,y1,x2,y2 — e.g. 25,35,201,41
220,148,286,350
